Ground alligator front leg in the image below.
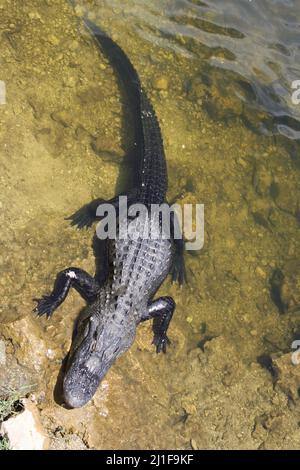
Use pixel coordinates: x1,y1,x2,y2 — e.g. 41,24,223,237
141,296,175,353
33,268,99,319
66,188,139,229
66,198,106,229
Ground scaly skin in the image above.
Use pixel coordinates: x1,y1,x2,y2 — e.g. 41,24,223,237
34,18,185,408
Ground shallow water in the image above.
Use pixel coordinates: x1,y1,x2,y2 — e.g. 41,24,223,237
1,0,300,450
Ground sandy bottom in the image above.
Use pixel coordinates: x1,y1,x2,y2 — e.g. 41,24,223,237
0,0,300,450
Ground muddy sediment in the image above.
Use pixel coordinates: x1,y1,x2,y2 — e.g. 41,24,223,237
0,0,300,449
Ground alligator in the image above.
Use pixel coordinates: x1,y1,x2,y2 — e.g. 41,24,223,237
34,18,185,408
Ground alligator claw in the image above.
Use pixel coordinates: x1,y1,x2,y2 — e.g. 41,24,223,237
153,334,171,354
171,254,187,286
33,295,55,319
65,206,95,230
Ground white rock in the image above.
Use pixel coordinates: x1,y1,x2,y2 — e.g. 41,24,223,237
0,399,49,450
0,340,6,366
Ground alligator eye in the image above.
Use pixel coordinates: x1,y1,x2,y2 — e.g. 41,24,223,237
80,319,90,338
90,330,98,352
70,318,91,356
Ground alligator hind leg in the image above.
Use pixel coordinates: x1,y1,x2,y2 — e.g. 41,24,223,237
33,268,99,319
141,296,175,353
170,211,186,285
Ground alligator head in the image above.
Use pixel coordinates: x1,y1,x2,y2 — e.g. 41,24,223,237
63,301,136,408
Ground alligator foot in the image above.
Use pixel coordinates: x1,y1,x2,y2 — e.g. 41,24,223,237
171,249,186,285
67,189,140,230
152,330,171,354
141,296,175,353
33,267,99,318
33,294,57,319
66,198,105,229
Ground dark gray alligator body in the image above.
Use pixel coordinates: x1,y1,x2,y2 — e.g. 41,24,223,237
34,18,185,408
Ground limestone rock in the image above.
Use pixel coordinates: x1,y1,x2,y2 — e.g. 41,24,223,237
0,399,49,450
0,340,6,367
273,353,300,402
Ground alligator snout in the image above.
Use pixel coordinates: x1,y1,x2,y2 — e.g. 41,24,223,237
63,363,104,408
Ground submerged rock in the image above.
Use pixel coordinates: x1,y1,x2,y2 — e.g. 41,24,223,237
51,110,73,128
252,163,273,197
269,262,300,314
273,179,299,215
272,353,300,402
0,399,49,450
152,76,169,91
